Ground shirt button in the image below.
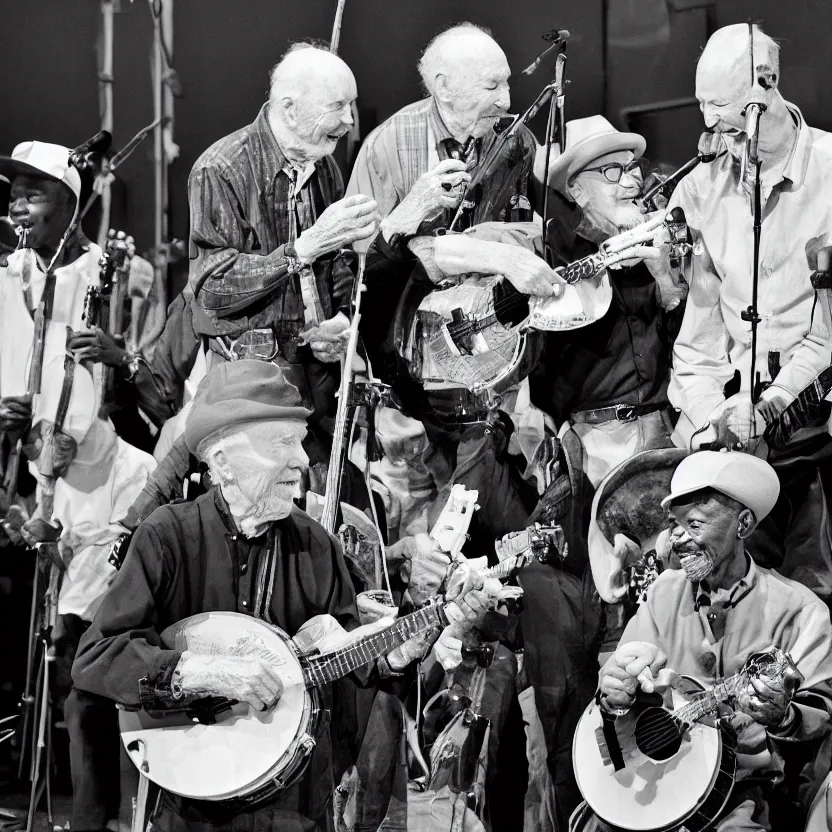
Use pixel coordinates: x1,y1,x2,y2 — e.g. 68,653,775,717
242,600,248,608
240,563,248,575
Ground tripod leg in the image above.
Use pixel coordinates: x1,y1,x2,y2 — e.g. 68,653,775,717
18,558,42,780
45,700,53,826
25,641,51,832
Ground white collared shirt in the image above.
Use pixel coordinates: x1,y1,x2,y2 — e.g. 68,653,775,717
668,104,832,440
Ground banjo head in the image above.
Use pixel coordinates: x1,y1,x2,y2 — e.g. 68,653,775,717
120,612,313,802
573,679,726,831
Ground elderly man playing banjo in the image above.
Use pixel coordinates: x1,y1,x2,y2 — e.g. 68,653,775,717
574,451,832,831
72,360,496,832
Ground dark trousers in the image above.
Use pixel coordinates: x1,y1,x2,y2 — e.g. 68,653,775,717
55,615,121,831
422,416,536,555
518,563,603,830
747,447,832,603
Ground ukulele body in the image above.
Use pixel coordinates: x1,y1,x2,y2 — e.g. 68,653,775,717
573,676,737,832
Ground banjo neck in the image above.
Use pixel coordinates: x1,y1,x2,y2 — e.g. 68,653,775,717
303,600,448,687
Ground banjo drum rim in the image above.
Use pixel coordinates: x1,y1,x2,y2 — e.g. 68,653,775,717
120,613,328,806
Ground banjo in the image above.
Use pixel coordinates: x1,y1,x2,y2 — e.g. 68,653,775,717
572,648,795,832
119,485,540,808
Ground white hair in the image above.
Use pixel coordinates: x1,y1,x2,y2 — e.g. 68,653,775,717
268,41,333,100
417,22,494,94
701,24,781,86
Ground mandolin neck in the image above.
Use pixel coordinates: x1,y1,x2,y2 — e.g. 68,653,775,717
675,673,745,725
303,601,449,687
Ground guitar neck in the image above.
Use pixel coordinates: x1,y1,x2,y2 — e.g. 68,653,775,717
765,364,832,448
303,601,449,688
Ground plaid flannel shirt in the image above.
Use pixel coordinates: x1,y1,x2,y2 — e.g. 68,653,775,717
188,103,354,340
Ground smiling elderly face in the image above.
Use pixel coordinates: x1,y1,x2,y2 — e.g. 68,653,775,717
271,48,358,162
205,419,309,527
424,28,512,139
695,25,779,140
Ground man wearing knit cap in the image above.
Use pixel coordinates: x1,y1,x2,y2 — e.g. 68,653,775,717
72,360,494,832
582,451,832,830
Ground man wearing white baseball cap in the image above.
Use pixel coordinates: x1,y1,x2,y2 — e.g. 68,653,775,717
0,140,146,832
0,140,94,473
584,450,832,830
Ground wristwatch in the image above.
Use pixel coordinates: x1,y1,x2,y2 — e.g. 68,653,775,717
596,689,631,717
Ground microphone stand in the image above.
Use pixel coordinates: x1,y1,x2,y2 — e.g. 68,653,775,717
740,106,765,414
525,30,569,267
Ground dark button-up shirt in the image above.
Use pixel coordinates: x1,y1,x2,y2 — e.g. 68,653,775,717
187,103,354,340
72,488,364,831
529,204,683,424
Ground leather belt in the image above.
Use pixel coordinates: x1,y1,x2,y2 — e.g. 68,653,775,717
218,328,306,364
571,402,668,425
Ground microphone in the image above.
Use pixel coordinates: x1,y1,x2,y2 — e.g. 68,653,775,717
69,130,113,171
522,29,570,75
697,131,722,163
739,91,767,185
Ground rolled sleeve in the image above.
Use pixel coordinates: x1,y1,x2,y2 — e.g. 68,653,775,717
188,163,295,317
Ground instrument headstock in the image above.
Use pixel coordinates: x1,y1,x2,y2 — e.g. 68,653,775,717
101,228,136,276
430,484,479,560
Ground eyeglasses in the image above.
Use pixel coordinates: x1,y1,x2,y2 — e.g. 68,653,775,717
581,160,643,183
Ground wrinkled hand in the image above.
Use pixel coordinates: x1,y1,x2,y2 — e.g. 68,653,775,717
384,160,470,235
386,626,439,672
300,312,351,363
2,505,29,546
698,393,768,448
432,625,464,671
502,246,563,299
0,395,32,434
67,328,129,368
389,533,452,606
735,658,803,728
295,195,380,262
176,652,284,712
21,516,63,547
445,561,503,630
599,641,676,711
755,390,791,426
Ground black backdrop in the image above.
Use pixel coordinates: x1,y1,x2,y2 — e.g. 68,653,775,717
2,0,830,271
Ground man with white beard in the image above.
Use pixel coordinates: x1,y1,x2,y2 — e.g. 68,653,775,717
72,360,492,832
530,115,686,491
520,116,686,828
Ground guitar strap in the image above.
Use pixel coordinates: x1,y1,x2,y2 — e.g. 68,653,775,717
595,692,626,772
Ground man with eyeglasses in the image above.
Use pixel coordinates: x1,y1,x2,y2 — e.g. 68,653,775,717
516,114,688,830
530,115,686,490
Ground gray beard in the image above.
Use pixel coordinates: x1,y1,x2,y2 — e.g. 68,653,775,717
680,550,715,583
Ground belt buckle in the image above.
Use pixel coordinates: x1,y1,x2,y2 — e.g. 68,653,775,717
614,404,638,422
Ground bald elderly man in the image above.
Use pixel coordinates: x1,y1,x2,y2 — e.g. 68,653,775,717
187,42,380,483
347,22,549,545
667,24,832,602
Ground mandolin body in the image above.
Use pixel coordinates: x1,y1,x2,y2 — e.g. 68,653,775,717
573,676,737,832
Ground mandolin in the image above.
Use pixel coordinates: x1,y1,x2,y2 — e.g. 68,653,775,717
572,648,796,832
